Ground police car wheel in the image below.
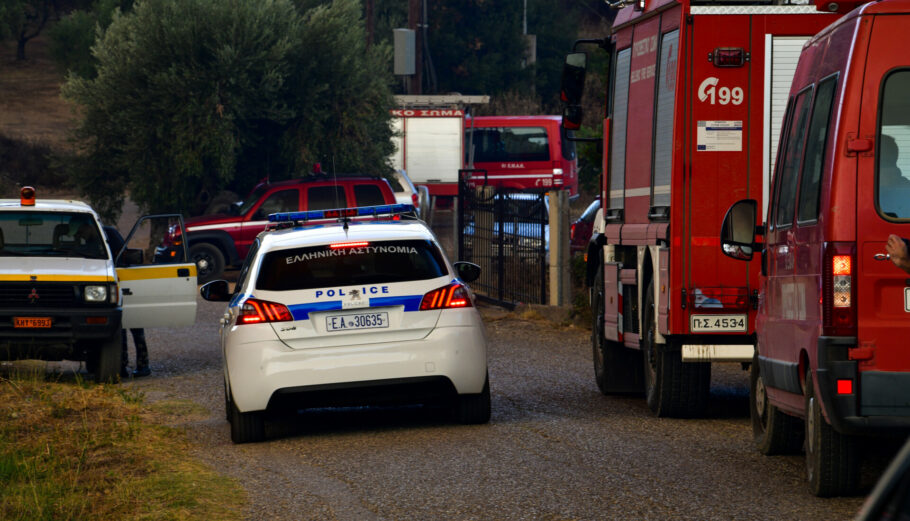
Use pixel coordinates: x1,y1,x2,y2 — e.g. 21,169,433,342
229,396,265,443
93,332,123,384
456,374,491,425
190,243,225,284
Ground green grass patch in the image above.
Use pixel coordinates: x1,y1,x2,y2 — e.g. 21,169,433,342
0,374,245,521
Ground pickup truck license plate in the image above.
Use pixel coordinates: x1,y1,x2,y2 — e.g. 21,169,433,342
326,312,389,332
690,314,746,333
14,317,51,328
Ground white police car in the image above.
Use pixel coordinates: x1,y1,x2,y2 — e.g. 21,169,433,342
200,204,490,443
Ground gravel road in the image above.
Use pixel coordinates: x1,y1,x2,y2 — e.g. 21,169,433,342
105,293,884,521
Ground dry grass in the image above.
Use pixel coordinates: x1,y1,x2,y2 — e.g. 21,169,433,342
0,31,76,150
0,372,246,521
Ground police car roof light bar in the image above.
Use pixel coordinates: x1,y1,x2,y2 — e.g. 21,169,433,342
268,203,418,225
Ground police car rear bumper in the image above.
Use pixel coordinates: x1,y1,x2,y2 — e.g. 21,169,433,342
226,325,488,413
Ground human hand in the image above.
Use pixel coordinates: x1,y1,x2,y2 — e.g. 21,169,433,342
886,234,910,274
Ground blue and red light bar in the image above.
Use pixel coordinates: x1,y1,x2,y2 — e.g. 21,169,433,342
268,204,417,223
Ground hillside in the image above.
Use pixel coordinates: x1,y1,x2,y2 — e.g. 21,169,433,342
0,31,75,151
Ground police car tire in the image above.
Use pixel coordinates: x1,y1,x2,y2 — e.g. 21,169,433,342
190,242,225,284
93,332,122,384
457,375,491,425
229,397,265,444
751,353,803,455
805,370,859,497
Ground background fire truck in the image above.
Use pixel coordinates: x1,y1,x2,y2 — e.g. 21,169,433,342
562,0,840,416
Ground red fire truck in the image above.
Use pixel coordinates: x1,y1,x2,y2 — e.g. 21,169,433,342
561,0,841,417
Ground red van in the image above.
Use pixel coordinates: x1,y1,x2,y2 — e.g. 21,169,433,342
721,0,910,496
464,115,578,195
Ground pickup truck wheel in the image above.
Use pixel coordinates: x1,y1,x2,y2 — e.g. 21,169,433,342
92,332,122,384
229,395,265,444
190,243,225,284
805,369,859,496
751,353,803,455
592,265,643,395
642,281,709,417
456,374,491,425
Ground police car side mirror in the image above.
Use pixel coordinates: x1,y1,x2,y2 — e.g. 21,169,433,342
720,199,758,261
200,280,232,302
454,261,481,283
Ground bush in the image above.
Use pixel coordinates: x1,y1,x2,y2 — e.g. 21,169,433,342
0,132,74,195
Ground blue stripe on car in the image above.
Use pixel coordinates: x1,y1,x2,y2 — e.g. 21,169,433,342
286,295,425,320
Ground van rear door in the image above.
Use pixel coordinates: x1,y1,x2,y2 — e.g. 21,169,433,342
856,13,910,414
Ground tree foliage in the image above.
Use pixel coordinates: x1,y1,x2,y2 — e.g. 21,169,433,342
63,0,395,219
1,0,52,60
48,0,134,79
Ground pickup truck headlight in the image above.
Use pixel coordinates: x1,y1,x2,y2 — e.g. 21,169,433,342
84,285,108,303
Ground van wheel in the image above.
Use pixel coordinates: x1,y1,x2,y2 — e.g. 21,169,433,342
751,353,803,454
92,332,122,384
592,265,643,394
456,375,491,425
642,281,710,417
190,243,225,284
229,396,265,444
805,369,859,496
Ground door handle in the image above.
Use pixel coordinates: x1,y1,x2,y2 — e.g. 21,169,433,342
122,288,132,295
874,253,891,261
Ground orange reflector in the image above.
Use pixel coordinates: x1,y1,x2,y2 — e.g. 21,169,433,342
85,316,108,325
169,250,176,257
20,186,35,206
329,241,369,249
836,379,853,395
833,255,851,276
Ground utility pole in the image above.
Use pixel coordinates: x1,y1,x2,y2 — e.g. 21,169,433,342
408,0,423,94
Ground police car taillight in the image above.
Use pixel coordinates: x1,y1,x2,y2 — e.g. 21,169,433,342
20,186,35,206
237,298,293,325
420,283,472,310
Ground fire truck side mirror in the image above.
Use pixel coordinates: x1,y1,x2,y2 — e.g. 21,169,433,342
721,199,758,261
563,105,584,131
560,52,587,106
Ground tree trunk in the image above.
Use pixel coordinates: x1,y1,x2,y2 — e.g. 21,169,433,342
16,39,27,61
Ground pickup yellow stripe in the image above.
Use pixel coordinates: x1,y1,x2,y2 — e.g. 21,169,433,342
0,274,114,282
116,264,197,281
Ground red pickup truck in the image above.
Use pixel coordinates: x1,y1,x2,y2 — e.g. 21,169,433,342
182,176,396,282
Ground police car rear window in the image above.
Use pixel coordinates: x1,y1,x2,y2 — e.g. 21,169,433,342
0,212,108,259
256,239,447,291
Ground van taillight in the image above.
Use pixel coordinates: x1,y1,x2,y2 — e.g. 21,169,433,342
553,163,564,186
823,243,856,337
420,283,473,310
411,193,419,207
237,298,293,325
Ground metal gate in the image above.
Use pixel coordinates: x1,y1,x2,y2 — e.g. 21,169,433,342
457,171,547,307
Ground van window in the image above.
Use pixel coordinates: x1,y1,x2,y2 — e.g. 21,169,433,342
471,127,550,163
774,89,812,228
652,29,679,208
253,189,298,220
307,186,346,211
797,77,837,223
354,184,386,206
877,70,910,220
610,48,632,211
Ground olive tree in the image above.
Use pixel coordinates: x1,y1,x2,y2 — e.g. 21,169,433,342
64,0,395,218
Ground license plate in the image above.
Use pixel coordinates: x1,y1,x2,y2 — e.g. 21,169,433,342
326,312,389,332
14,317,51,328
690,314,747,333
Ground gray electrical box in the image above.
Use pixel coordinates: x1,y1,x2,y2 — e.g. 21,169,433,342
393,28,416,76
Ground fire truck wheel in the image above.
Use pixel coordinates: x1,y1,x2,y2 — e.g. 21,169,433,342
190,242,225,284
229,394,265,444
750,353,803,455
92,332,123,384
804,369,859,496
642,281,709,417
591,265,643,395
